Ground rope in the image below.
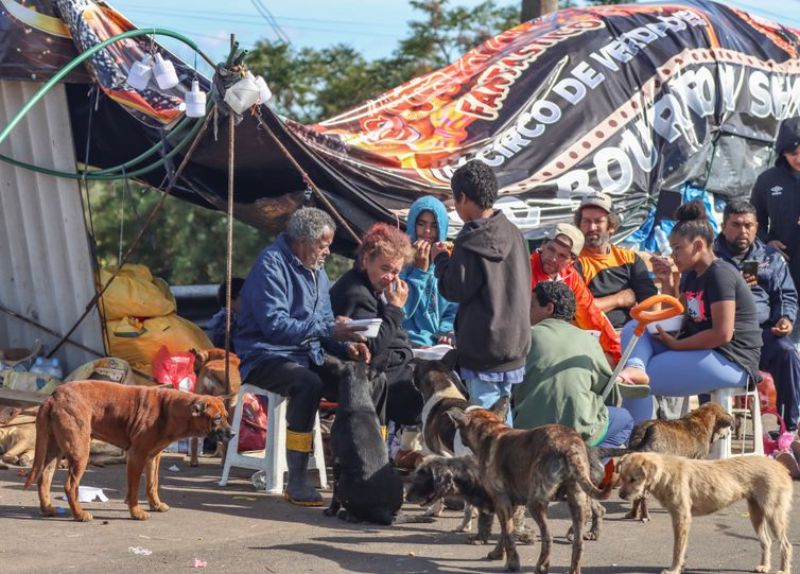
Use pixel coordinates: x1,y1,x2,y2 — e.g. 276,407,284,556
47,110,216,358
224,110,235,394
254,107,361,245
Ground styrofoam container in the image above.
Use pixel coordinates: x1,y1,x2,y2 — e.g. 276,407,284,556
646,315,683,334
347,318,382,338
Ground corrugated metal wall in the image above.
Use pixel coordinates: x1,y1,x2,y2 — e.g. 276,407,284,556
0,79,104,373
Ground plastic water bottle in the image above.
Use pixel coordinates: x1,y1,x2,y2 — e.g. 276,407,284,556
29,357,47,376
47,358,63,380
654,227,672,256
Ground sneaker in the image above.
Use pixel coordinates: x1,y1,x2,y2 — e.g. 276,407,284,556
775,451,800,480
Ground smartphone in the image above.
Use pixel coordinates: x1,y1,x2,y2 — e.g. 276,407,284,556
743,260,759,276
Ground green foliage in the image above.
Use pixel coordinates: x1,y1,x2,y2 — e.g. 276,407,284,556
87,180,271,286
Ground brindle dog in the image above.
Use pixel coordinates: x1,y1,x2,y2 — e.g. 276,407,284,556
407,455,606,547
450,398,612,574
617,402,734,521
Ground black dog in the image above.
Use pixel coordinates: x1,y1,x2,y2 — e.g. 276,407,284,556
324,361,402,525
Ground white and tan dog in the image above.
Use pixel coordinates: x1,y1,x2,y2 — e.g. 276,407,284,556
618,452,793,574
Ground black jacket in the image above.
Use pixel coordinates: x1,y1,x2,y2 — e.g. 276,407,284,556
434,210,531,372
330,267,413,374
751,117,800,288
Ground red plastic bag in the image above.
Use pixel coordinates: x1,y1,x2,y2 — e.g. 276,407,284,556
237,393,267,452
151,345,196,392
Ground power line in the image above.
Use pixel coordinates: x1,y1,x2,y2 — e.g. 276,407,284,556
120,6,406,30
121,8,403,38
251,0,291,44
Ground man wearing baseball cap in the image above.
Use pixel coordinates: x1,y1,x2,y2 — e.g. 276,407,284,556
574,192,658,329
530,221,622,364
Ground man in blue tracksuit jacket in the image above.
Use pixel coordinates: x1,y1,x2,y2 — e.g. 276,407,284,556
714,199,800,430
235,208,369,506
400,196,458,347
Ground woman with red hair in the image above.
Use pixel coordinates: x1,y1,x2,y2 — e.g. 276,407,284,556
331,223,421,430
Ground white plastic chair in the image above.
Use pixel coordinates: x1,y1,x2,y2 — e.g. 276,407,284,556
219,383,328,494
709,385,764,459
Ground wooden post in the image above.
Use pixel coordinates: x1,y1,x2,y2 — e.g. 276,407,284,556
521,0,559,22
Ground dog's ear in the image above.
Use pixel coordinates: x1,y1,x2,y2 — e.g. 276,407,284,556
488,395,510,421
191,400,208,417
446,408,466,428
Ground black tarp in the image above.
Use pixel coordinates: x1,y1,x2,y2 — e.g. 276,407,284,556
3,0,800,251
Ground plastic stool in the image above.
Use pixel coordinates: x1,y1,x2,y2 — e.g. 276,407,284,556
219,384,328,494
709,385,763,459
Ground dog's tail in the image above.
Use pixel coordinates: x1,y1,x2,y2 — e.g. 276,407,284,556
569,445,613,500
23,399,52,489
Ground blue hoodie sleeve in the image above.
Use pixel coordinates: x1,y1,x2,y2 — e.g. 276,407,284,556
767,251,798,324
251,257,331,345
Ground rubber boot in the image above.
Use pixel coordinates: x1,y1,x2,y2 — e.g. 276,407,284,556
285,449,322,507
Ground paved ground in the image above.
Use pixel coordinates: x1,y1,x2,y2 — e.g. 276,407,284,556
1,453,798,574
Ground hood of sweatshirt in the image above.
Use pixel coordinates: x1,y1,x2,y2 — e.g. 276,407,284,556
407,196,449,242
457,210,518,261
775,117,800,169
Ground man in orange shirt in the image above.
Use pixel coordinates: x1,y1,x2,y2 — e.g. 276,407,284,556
530,223,621,364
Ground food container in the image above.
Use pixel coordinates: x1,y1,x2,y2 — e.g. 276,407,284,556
347,318,383,338
646,315,683,335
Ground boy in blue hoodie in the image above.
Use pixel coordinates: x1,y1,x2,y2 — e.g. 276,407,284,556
400,196,458,347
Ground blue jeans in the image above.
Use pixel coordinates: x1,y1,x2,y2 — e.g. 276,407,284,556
596,406,634,448
620,321,749,422
465,378,514,426
761,328,800,431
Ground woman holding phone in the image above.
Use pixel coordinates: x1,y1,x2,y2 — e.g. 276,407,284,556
330,223,422,429
618,200,763,421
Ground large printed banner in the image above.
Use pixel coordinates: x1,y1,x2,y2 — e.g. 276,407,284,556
290,0,800,237
0,0,798,242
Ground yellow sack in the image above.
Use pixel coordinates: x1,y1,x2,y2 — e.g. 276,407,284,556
98,264,176,321
106,314,212,380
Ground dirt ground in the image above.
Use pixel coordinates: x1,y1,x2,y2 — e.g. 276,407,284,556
0,452,798,574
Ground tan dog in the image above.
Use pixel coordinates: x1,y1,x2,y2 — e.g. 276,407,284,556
624,402,734,521
1,406,126,468
189,348,241,467
451,399,612,573
0,407,37,466
25,380,230,522
618,452,793,574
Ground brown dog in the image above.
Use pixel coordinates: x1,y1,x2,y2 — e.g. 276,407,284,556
189,348,241,466
618,452,792,574
623,402,734,521
25,380,230,522
451,399,612,573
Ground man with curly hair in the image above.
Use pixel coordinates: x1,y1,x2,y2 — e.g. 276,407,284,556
431,160,532,424
513,281,634,448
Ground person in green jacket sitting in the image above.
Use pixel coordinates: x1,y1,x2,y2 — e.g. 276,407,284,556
513,281,634,448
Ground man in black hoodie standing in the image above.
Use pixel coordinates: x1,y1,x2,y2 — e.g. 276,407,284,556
751,117,800,347
431,161,532,424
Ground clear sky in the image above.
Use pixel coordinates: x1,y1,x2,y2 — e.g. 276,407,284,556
109,0,800,73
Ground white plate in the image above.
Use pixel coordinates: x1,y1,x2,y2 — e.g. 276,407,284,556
412,344,453,361
646,315,683,334
346,318,382,338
